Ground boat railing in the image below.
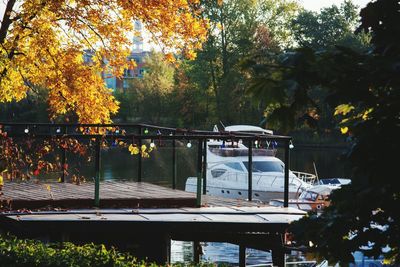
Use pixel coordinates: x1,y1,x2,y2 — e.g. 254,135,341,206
220,172,298,188
269,175,298,188
292,171,318,185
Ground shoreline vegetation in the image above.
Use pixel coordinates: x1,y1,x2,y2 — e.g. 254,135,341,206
0,235,214,267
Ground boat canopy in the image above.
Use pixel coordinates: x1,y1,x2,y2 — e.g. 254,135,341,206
224,125,273,135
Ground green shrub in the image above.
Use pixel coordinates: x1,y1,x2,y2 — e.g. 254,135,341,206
0,235,217,267
0,235,149,267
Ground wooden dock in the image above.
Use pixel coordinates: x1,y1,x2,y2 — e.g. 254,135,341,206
0,181,198,209
0,181,306,266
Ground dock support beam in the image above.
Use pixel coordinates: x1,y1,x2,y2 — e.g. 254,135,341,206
193,241,201,264
135,233,171,265
272,247,285,267
239,245,246,267
202,139,207,195
94,137,101,207
248,140,253,201
172,138,177,189
284,139,290,208
196,139,203,207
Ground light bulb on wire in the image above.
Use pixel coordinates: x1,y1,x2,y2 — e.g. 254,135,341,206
150,140,156,148
289,140,294,149
186,141,192,148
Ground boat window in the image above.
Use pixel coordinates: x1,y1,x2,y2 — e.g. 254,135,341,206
242,161,283,173
224,162,244,171
211,169,227,178
299,191,318,201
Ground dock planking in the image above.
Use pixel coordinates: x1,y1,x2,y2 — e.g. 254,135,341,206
0,181,198,209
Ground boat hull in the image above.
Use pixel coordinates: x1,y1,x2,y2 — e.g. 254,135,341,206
185,178,300,203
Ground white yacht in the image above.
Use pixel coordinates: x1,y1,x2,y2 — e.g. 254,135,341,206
185,125,316,202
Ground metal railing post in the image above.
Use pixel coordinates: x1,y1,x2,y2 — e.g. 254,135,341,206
248,140,253,201
172,138,177,189
138,126,142,182
196,139,203,207
61,125,67,183
94,136,101,207
202,139,207,195
284,139,290,207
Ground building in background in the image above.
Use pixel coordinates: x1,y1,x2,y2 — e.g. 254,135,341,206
101,21,149,91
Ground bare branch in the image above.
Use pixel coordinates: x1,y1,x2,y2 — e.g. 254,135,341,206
0,0,16,44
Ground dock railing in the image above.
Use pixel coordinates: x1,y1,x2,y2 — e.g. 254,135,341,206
0,122,293,207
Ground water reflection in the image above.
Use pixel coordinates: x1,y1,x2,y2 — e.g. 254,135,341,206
170,241,273,266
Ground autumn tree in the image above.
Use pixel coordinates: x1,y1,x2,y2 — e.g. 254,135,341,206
0,0,207,123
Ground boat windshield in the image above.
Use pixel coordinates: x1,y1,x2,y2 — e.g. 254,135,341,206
242,161,283,173
224,162,244,171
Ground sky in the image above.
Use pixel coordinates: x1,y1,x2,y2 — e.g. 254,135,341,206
0,1,373,22
301,0,371,11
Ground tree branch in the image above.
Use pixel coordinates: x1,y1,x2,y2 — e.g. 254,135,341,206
0,0,16,44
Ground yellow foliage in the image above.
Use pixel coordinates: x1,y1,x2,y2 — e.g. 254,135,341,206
340,127,349,134
128,144,139,155
164,53,176,63
140,144,150,158
362,108,373,120
0,0,208,123
334,104,355,116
